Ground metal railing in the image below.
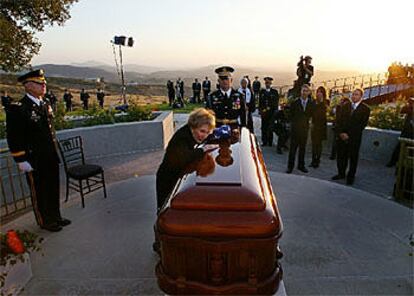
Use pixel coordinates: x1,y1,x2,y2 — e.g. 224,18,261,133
394,137,414,201
275,72,413,100
0,148,32,221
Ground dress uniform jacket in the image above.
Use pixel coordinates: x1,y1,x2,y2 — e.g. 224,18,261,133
259,88,279,115
192,82,201,92
259,88,279,145
252,80,261,94
208,89,246,128
6,95,61,225
97,91,105,107
202,80,211,92
63,92,73,110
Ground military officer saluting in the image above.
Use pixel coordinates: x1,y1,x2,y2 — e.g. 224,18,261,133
207,66,246,129
6,69,71,232
259,77,279,146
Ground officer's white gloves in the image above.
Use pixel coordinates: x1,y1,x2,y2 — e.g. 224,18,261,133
17,161,34,172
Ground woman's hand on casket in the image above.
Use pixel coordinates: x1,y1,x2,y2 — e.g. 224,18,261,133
202,144,219,153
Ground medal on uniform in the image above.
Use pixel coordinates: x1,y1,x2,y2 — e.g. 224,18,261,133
31,110,40,122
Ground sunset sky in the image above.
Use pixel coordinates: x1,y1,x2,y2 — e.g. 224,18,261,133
32,0,413,73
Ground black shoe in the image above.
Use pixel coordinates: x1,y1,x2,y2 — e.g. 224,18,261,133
309,162,316,168
41,222,62,232
346,176,355,185
152,241,160,254
329,155,336,160
298,167,308,173
277,148,283,154
331,174,345,180
286,168,293,174
261,143,267,147
57,218,71,227
386,162,395,168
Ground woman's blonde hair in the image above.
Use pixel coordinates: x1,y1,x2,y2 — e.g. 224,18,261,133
188,108,216,130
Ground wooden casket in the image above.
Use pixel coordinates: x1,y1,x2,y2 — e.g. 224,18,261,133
155,128,283,295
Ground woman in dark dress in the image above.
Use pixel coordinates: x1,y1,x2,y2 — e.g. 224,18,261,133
156,108,217,213
310,86,329,168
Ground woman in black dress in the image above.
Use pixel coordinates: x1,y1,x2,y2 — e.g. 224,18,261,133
310,86,329,168
156,108,217,213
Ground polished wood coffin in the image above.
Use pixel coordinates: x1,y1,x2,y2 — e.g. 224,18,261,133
155,128,283,295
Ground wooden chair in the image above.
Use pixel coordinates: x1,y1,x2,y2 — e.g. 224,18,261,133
58,136,107,207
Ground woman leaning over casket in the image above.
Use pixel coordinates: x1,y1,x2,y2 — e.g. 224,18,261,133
156,108,218,213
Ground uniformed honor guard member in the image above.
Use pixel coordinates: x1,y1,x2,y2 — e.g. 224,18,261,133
259,77,279,146
207,66,246,129
252,76,261,100
5,69,71,232
97,88,105,108
192,78,202,103
63,89,73,112
202,76,211,103
80,88,90,110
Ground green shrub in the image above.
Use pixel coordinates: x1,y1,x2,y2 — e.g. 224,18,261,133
115,102,152,123
54,102,74,130
83,108,116,127
0,121,6,139
369,99,405,131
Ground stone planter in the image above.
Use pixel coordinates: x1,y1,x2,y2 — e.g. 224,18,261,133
0,253,32,296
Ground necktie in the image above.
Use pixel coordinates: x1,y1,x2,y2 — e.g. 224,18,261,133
302,100,306,111
351,103,356,113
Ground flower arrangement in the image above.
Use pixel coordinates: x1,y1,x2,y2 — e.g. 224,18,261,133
0,230,43,292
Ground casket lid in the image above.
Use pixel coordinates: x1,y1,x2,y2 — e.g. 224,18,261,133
169,129,267,211
158,128,283,238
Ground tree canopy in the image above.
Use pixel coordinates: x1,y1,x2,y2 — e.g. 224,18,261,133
0,0,78,72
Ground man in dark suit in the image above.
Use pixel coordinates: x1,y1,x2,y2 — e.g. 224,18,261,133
192,78,202,103
6,69,71,232
208,66,246,129
287,84,314,173
259,77,279,145
202,77,211,103
332,88,370,185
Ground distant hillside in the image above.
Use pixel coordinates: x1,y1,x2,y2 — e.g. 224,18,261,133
71,61,165,74
36,64,119,81
26,63,362,87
